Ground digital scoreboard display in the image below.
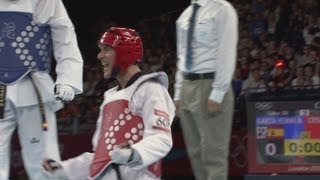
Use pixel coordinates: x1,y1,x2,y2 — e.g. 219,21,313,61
257,112,320,160
247,98,320,173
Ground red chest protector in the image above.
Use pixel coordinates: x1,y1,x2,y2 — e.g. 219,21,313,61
89,99,161,178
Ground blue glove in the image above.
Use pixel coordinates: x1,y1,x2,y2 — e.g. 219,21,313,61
54,84,75,102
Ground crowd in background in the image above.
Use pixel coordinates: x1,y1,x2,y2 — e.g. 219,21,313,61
55,0,320,134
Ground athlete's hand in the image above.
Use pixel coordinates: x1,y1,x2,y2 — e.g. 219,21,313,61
110,142,133,165
42,159,62,172
110,148,133,165
54,84,75,102
42,159,68,179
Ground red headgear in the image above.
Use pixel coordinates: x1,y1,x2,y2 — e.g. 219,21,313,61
99,27,143,71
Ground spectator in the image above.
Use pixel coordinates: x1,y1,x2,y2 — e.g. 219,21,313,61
241,68,267,94
304,64,320,88
291,66,305,90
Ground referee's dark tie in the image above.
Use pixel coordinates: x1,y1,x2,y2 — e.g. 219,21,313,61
186,3,200,70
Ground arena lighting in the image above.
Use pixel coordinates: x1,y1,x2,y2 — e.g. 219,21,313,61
275,59,285,68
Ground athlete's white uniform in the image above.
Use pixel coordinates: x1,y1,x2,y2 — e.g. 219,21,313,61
0,0,83,179
60,72,175,180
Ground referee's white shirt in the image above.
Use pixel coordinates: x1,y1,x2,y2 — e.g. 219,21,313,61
174,0,238,103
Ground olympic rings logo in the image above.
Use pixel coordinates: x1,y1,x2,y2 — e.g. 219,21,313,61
229,133,248,169
254,102,273,111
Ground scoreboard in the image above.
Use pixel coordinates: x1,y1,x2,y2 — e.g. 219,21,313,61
246,95,320,173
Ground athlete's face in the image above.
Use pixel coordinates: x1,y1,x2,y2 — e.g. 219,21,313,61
97,45,116,79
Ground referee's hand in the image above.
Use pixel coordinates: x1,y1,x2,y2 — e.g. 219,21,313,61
208,99,221,113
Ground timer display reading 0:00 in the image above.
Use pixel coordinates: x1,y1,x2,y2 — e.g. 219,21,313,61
284,139,320,156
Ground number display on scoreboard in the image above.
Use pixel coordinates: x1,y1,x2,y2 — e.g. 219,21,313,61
255,111,320,164
285,139,320,156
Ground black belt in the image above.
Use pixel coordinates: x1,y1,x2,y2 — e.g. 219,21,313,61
0,84,6,119
29,74,48,131
184,72,215,81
